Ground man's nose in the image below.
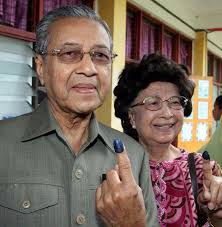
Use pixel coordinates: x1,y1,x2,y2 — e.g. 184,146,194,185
75,53,98,76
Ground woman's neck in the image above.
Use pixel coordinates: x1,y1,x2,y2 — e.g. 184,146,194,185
141,142,180,163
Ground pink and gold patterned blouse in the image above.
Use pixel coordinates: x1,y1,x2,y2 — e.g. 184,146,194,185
149,150,213,227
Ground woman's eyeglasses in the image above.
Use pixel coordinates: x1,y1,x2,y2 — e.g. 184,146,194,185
130,96,188,111
41,45,117,65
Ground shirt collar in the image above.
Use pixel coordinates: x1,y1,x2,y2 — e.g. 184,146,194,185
86,114,114,152
21,99,57,141
21,99,114,152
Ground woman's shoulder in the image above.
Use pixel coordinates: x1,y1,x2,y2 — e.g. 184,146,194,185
177,149,202,162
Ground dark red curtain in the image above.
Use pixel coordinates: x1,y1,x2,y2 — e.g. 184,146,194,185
180,39,189,65
215,58,221,83
0,0,28,30
163,32,173,59
126,11,136,59
140,20,156,58
44,0,92,15
207,54,214,77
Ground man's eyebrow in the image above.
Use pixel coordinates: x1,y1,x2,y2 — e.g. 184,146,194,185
62,42,80,47
93,44,110,49
58,43,110,50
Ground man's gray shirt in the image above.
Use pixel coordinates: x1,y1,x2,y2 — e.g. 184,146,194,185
0,99,159,227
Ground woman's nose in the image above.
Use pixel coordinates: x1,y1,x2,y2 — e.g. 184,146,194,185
161,102,174,117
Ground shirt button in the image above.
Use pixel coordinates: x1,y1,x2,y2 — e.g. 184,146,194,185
76,214,86,224
75,169,83,179
22,200,31,209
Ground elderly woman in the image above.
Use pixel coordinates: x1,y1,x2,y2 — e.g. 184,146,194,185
114,54,222,227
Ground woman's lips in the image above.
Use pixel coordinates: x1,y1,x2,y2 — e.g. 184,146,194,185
154,123,175,129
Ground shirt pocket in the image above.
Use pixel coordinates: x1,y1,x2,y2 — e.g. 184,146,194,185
0,183,58,227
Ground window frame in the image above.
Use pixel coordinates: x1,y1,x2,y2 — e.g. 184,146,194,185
126,2,193,70
208,51,222,87
0,0,93,42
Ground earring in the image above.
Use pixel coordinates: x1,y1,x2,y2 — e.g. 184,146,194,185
132,124,136,129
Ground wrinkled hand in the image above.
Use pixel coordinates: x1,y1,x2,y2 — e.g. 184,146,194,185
96,147,147,227
198,157,222,217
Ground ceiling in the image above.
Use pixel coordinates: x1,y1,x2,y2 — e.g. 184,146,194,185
153,0,222,51
184,0,222,29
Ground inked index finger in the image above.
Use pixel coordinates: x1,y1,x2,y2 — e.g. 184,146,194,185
202,151,213,189
113,139,135,184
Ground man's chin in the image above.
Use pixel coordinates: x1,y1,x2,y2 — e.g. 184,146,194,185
76,102,102,115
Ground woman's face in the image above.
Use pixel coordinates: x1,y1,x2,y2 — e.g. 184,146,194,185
128,81,184,148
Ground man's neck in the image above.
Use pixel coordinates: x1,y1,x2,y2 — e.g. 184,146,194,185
48,99,92,155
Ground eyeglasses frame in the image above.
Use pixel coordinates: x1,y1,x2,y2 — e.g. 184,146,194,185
40,46,118,65
130,95,188,111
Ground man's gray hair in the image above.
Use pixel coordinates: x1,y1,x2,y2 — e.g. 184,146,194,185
35,5,113,54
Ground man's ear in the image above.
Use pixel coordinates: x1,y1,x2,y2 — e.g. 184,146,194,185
35,54,45,86
128,110,136,129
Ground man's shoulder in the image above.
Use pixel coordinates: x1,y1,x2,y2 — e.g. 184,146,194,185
98,122,145,153
0,112,32,140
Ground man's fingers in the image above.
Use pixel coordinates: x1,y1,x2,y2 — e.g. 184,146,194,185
113,139,135,184
114,164,119,174
106,169,121,188
116,150,135,184
96,185,102,201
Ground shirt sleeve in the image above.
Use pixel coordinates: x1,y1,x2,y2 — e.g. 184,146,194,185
139,150,160,227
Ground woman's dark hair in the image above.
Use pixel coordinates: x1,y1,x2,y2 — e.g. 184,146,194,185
178,64,191,76
114,54,195,141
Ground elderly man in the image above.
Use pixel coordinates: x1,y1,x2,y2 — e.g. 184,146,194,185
0,5,158,227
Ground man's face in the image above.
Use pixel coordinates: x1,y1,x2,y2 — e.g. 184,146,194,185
213,102,222,121
35,17,112,115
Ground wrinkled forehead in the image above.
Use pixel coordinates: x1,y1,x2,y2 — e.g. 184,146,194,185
145,81,179,95
47,17,111,50
133,82,178,103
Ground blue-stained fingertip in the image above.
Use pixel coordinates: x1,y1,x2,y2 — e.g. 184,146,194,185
202,150,210,160
101,173,106,182
113,139,124,153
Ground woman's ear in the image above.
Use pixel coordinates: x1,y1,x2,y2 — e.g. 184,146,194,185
35,55,45,86
128,110,136,129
